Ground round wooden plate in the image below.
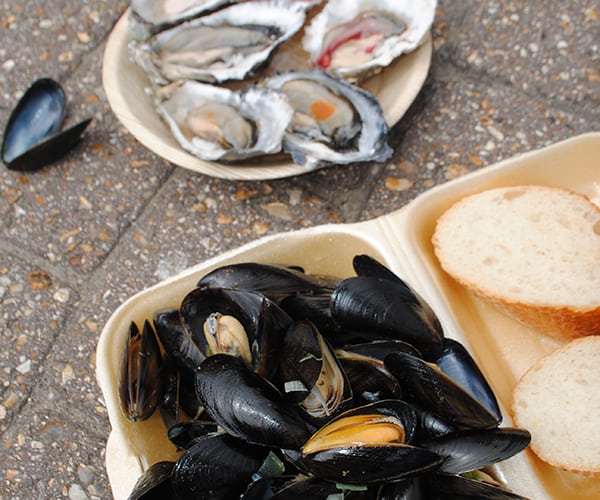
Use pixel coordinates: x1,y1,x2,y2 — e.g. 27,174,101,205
102,8,433,180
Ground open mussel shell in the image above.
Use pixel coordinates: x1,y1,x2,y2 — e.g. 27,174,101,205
384,352,501,430
171,433,270,500
278,320,353,423
195,354,311,449
300,400,443,484
118,320,163,422
180,286,292,379
1,78,91,171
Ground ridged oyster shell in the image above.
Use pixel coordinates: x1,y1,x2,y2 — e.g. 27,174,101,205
303,0,437,82
153,80,294,161
129,1,308,84
264,70,392,169
129,0,234,40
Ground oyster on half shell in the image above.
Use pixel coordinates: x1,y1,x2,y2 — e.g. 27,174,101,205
129,1,308,84
153,80,293,161
303,0,437,83
264,70,392,169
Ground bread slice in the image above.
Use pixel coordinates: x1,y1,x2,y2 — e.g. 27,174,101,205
432,185,600,339
512,336,600,475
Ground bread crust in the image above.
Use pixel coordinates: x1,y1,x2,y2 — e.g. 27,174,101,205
432,185,600,340
512,337,600,476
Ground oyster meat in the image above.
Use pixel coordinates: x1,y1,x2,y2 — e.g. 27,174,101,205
264,70,392,169
303,0,437,82
152,80,293,161
129,1,308,84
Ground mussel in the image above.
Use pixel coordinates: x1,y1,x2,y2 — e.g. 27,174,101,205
1,78,91,171
118,320,163,422
330,256,443,360
195,353,311,449
300,400,444,484
180,287,293,379
277,320,353,424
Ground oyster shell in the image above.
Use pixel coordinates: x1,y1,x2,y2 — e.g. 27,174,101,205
129,1,308,84
128,0,235,40
264,70,392,169
153,80,293,161
303,0,437,82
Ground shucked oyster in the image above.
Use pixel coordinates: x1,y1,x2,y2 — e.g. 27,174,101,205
129,1,307,84
264,70,392,169
153,80,293,161
303,0,437,83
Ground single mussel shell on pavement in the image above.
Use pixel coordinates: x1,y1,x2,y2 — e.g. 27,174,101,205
421,427,531,474
384,352,501,430
127,460,175,500
118,320,163,422
171,433,270,500
301,400,443,484
436,337,501,424
195,354,311,449
277,320,353,424
423,472,530,499
1,78,91,171
181,287,293,380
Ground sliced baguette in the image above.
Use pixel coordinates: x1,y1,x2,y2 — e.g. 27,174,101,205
512,336,600,475
432,185,600,339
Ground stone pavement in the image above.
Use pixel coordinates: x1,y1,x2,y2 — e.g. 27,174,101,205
0,0,598,498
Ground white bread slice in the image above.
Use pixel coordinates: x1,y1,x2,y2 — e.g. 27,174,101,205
512,336,600,475
432,185,600,340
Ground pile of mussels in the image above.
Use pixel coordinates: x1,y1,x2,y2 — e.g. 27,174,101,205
120,255,531,499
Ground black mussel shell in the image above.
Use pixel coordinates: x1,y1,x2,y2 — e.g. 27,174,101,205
127,461,175,500
269,476,379,499
279,292,341,338
422,427,531,474
300,400,442,484
197,262,340,303
167,420,219,450
153,308,205,373
377,478,423,500
410,403,457,442
181,287,292,379
118,320,163,422
330,275,443,360
1,78,91,171
278,320,353,423
302,444,443,485
423,472,530,499
384,352,501,430
171,433,269,500
436,338,502,423
195,354,311,449
339,357,403,405
241,475,298,500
